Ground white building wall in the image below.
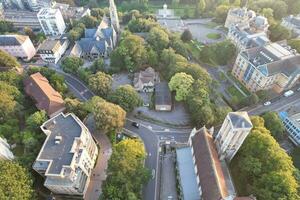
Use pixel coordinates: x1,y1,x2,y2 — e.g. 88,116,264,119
0,137,14,160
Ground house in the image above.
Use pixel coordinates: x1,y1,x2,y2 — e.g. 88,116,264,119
279,111,300,146
70,16,117,60
133,67,160,92
24,72,65,118
3,9,41,31
52,2,91,23
38,38,69,64
282,15,300,36
225,7,256,29
0,34,36,61
232,42,300,93
37,8,66,36
33,112,98,197
154,82,172,111
0,137,14,160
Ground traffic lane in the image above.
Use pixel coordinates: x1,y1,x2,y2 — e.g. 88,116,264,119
248,92,300,116
124,122,159,200
63,75,94,100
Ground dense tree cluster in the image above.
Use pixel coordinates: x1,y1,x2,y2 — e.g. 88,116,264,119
128,18,159,32
0,161,34,200
231,116,300,200
262,111,285,140
169,72,194,101
0,50,21,69
102,139,150,200
88,71,113,97
109,85,142,112
0,20,15,34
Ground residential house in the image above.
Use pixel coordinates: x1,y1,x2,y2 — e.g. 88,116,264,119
232,42,300,93
37,8,66,36
33,112,98,197
0,34,36,61
0,137,14,160
38,38,69,64
155,82,172,111
279,111,300,146
52,2,91,23
133,67,160,92
3,9,41,31
24,72,65,118
225,7,256,29
70,16,117,60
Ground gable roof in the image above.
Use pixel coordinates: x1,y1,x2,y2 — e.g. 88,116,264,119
191,127,229,200
77,38,107,54
24,72,65,117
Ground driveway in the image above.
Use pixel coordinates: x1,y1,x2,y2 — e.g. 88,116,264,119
84,115,112,200
112,73,132,90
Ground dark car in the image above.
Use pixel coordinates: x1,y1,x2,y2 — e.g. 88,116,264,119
131,122,139,128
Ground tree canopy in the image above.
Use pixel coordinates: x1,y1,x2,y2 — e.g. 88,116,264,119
231,116,299,200
0,50,20,69
262,112,285,140
61,56,84,74
102,139,150,200
88,72,112,97
169,72,195,101
0,161,34,200
147,27,170,51
181,29,193,42
109,85,142,112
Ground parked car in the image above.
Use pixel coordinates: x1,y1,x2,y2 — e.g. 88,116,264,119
284,90,294,97
131,122,139,128
263,101,271,106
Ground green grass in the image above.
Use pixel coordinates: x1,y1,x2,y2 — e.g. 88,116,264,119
205,21,219,29
226,71,250,96
227,85,245,99
206,33,221,40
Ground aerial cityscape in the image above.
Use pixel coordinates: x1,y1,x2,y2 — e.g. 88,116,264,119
0,0,300,200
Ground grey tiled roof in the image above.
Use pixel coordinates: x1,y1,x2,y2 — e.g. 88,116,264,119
37,113,82,175
77,38,106,53
155,82,171,106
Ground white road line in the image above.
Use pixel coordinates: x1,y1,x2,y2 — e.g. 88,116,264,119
65,80,88,101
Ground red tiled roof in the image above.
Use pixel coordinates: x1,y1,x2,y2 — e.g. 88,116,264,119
191,127,229,200
24,72,65,117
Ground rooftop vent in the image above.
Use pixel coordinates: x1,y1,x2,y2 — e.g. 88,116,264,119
55,136,62,144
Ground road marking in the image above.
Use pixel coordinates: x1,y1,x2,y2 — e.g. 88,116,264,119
65,81,87,101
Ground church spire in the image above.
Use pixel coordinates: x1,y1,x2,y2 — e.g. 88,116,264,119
109,0,120,33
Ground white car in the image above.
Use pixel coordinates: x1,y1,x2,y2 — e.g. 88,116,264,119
297,87,300,91
263,101,271,106
284,90,294,97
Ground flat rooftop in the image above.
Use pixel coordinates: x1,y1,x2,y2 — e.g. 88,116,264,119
37,113,82,175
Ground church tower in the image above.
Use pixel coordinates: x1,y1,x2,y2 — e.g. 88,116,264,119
109,0,120,33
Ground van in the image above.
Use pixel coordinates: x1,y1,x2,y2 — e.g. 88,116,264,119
284,90,294,97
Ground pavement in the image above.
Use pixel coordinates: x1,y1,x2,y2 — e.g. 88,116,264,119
84,116,112,200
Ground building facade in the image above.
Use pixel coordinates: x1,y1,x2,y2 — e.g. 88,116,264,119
215,112,252,162
37,8,66,36
0,137,14,160
0,34,36,60
33,113,98,197
225,7,255,29
38,38,69,64
279,112,300,146
232,42,300,93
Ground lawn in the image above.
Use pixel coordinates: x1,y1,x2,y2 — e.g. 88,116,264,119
226,71,250,96
227,85,245,99
185,40,203,62
206,33,222,40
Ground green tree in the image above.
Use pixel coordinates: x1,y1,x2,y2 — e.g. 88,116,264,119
90,58,105,73
109,85,142,112
269,23,292,42
88,72,112,97
0,161,34,200
61,56,84,74
25,110,47,131
0,71,22,87
0,49,20,68
65,98,89,120
0,92,17,122
147,27,170,51
181,29,193,42
93,100,126,132
215,5,230,23
0,20,15,33
288,39,300,53
23,27,36,42
198,0,206,14
80,15,98,28
169,72,195,101
102,139,150,200
262,112,285,140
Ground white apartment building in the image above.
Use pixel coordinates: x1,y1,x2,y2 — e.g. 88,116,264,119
0,137,14,160
0,34,36,60
215,112,253,162
33,113,98,197
37,8,66,36
38,38,69,64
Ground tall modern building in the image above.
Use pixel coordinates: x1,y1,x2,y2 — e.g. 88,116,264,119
33,113,98,197
279,112,300,146
109,0,119,32
0,137,14,160
37,8,66,36
214,112,252,162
